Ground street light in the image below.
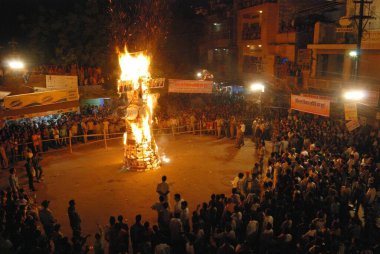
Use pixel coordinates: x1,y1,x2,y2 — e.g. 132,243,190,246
250,82,265,117
343,90,367,101
196,72,202,78
349,50,358,58
8,59,25,70
250,82,265,93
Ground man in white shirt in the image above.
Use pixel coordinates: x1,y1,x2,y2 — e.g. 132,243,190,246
173,193,184,215
156,176,170,202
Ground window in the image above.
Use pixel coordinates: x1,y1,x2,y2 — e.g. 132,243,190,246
242,23,261,40
243,56,262,73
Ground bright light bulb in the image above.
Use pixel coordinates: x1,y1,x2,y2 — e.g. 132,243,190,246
8,60,25,70
250,82,265,93
343,90,366,101
349,50,358,58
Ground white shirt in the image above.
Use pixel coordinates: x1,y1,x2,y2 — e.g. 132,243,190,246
156,182,169,196
246,220,259,236
240,124,246,133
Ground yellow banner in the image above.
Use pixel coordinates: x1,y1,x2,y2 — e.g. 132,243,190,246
4,90,68,110
344,103,358,121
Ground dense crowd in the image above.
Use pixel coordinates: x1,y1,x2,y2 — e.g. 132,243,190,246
30,65,105,86
0,94,267,168
1,95,380,253
0,104,126,167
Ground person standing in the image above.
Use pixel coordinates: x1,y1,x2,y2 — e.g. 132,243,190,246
258,142,266,173
156,176,170,202
25,158,36,191
130,214,144,254
180,201,190,233
8,168,19,194
190,113,196,135
216,117,223,139
32,153,43,182
235,121,245,148
103,118,109,138
230,116,236,139
68,199,82,238
39,200,56,237
0,142,9,169
81,119,88,143
116,215,129,253
173,193,184,215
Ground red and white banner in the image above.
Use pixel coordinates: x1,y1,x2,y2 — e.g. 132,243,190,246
291,94,330,117
168,79,213,94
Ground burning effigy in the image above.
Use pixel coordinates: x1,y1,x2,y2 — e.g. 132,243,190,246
117,48,160,171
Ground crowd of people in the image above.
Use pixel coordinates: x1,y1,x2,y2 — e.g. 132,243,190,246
0,104,126,167
0,94,268,168
30,65,105,86
0,94,380,253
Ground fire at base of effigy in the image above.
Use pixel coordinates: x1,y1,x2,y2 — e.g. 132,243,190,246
117,48,161,171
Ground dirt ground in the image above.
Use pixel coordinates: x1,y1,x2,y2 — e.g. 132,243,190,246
0,134,258,242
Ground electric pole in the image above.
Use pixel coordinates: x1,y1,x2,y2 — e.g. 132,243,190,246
351,0,374,80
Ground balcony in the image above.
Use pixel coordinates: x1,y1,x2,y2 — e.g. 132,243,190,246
305,77,343,91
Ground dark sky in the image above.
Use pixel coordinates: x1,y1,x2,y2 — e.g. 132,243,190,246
0,0,82,45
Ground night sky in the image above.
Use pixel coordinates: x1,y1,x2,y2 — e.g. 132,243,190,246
0,0,79,45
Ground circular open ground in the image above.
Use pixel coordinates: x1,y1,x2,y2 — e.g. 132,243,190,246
1,135,257,239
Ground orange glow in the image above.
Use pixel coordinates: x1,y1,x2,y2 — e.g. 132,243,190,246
118,47,150,89
118,47,159,169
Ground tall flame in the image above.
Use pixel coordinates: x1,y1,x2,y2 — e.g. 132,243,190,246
118,47,151,90
118,47,155,146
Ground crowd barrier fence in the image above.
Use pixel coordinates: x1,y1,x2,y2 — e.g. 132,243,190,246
4,118,273,164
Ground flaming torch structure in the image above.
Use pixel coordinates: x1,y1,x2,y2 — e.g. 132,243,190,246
117,49,160,171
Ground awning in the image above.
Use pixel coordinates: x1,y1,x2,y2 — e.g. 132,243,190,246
0,91,11,100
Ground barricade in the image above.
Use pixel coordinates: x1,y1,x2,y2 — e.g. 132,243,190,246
6,118,274,160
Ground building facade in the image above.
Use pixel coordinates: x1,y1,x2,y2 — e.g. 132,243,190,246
199,0,239,82
307,0,380,92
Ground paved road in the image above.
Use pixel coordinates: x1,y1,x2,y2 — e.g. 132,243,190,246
0,134,259,244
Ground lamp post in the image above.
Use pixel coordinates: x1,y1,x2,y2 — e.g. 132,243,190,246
250,82,265,117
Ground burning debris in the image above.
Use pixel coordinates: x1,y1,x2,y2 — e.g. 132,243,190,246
118,48,160,171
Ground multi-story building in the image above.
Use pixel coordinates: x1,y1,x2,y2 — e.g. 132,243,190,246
307,0,380,92
199,0,239,82
236,0,343,89
199,0,348,91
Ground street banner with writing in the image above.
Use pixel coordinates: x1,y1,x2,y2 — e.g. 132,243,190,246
46,75,79,101
346,120,360,132
344,103,358,121
4,90,69,110
168,79,213,94
300,93,337,103
290,94,330,117
46,75,78,89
